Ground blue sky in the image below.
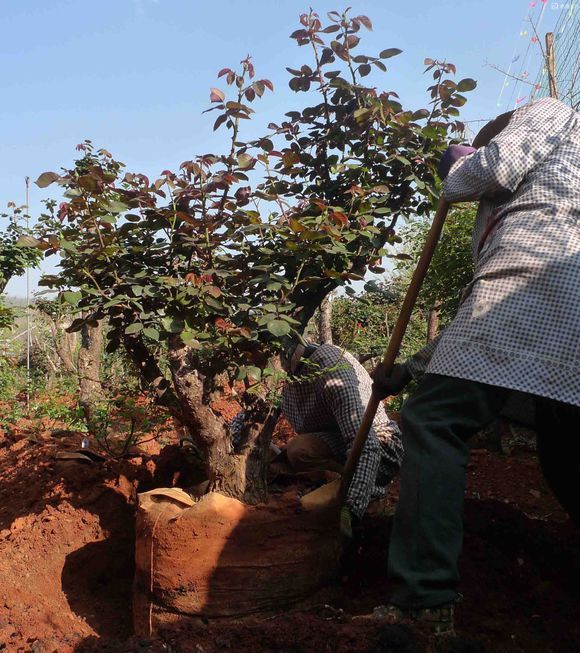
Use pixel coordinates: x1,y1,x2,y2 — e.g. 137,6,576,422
2,0,562,296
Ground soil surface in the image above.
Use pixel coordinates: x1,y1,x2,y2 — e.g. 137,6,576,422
0,410,578,653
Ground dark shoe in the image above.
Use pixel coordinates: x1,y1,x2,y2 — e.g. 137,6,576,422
355,602,455,636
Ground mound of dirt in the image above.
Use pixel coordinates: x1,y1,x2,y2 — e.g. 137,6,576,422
0,423,579,652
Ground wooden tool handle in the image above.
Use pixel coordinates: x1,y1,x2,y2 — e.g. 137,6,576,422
340,198,451,503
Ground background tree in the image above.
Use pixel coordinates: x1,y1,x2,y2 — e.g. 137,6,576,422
318,295,334,344
0,206,43,330
34,299,78,376
330,280,426,364
396,204,476,340
331,205,475,364
32,9,474,503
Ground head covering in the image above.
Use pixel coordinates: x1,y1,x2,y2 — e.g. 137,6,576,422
473,109,515,148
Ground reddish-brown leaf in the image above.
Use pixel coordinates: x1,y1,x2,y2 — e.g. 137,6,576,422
213,114,227,131
329,211,348,227
210,87,225,103
35,172,60,188
215,317,232,332
357,15,373,30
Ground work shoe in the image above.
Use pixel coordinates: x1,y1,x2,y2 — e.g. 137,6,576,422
355,602,456,636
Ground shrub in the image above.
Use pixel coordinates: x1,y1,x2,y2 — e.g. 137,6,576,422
32,9,473,502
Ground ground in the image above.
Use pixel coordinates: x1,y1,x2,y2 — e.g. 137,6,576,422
0,400,578,653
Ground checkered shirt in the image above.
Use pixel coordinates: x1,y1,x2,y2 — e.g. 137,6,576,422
281,344,403,518
407,97,580,408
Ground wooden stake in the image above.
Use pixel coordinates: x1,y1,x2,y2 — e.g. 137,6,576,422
340,198,451,503
546,32,558,99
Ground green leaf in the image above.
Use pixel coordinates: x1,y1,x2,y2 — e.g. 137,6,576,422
289,217,306,232
63,290,82,305
267,319,291,337
143,327,160,341
15,235,42,248
204,296,223,311
162,316,185,333
457,78,477,92
124,322,143,335
246,366,262,381
35,172,60,188
181,331,201,348
379,48,402,59
100,199,128,213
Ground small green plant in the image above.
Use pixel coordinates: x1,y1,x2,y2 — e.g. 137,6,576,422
32,394,86,431
88,394,171,457
0,400,26,433
0,355,25,399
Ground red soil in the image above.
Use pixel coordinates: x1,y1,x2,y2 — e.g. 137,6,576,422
0,413,578,652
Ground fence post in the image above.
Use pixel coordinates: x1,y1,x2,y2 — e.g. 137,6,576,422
546,32,558,99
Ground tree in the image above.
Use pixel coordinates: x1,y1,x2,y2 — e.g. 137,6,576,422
32,9,474,503
318,294,334,344
34,298,78,377
396,204,476,339
330,280,427,365
0,206,43,330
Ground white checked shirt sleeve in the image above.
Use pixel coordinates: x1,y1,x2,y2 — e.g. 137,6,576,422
320,364,383,518
405,334,443,380
443,97,578,202
422,98,580,407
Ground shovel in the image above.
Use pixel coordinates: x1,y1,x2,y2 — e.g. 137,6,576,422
339,198,451,504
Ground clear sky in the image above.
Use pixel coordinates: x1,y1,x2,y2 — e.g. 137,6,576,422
2,0,563,296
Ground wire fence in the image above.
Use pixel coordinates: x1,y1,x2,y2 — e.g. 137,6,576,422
533,3,580,107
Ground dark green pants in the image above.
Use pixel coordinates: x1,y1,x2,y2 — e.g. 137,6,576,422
388,373,580,609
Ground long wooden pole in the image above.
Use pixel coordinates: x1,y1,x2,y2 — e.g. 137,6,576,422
340,198,451,502
546,32,558,100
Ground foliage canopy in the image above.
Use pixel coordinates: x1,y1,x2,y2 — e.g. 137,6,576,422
28,9,476,499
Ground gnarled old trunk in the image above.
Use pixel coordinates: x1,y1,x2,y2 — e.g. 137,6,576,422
166,335,278,505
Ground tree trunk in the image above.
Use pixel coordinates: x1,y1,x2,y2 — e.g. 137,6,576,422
50,317,78,375
318,295,333,344
427,303,441,343
166,335,277,504
78,320,104,429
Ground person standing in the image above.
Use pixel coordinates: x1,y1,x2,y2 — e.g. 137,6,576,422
370,97,580,634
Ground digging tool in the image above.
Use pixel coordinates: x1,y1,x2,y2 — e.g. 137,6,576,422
339,197,451,505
